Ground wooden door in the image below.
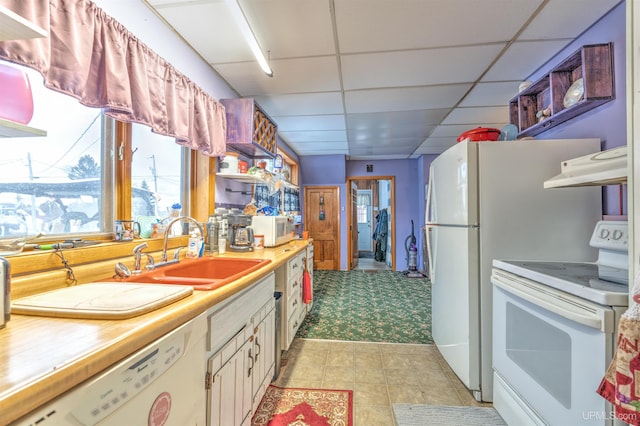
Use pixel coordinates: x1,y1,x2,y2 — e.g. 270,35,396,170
350,182,358,269
304,186,340,270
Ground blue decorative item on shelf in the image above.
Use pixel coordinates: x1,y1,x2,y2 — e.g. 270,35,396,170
257,206,278,216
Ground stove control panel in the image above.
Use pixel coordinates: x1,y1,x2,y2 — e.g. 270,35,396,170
590,220,628,252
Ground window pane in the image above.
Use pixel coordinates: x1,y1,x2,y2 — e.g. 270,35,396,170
131,124,183,224
0,61,104,236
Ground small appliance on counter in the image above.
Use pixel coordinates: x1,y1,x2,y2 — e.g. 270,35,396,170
227,214,254,252
0,257,10,329
251,215,295,247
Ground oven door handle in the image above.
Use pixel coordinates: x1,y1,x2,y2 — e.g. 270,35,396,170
493,273,605,331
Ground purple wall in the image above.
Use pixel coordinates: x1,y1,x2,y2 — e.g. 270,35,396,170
346,159,421,271
524,2,627,216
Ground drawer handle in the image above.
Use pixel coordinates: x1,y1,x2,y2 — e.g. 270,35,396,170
293,320,299,328
292,299,297,306
247,348,254,377
255,337,261,362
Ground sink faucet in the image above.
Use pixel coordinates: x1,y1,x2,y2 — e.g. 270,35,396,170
132,242,154,273
161,216,204,263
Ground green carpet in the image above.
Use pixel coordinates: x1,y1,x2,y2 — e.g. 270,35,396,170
296,270,433,344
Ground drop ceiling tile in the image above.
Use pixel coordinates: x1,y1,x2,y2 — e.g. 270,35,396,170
341,44,507,90
253,93,344,116
349,146,416,156
459,82,521,107
334,0,543,53
482,40,573,81
442,106,509,126
519,0,622,40
278,130,347,143
345,85,471,113
347,110,449,132
148,1,251,63
216,57,341,95
274,115,346,131
414,137,456,155
348,136,422,148
239,0,335,58
347,129,431,144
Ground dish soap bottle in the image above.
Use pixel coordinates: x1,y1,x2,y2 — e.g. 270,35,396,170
187,232,199,258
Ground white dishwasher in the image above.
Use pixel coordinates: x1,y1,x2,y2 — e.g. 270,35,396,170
12,313,208,426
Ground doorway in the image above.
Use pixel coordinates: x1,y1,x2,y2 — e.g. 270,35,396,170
347,176,394,271
304,186,340,270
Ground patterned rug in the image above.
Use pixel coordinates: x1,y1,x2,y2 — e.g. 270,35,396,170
251,385,353,426
296,270,432,344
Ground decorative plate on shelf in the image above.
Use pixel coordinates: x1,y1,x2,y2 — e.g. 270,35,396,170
563,78,584,108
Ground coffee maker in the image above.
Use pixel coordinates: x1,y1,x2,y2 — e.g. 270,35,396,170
227,214,254,252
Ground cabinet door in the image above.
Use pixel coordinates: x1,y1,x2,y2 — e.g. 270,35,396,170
252,306,275,412
207,343,246,426
241,338,254,426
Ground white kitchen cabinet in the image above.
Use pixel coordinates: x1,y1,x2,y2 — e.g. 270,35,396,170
205,273,275,426
251,302,275,413
207,328,253,426
275,251,306,350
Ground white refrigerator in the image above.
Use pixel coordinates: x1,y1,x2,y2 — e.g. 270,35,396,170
425,139,603,402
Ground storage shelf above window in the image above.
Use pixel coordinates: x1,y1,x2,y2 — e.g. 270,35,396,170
0,5,47,41
0,117,46,137
216,172,298,189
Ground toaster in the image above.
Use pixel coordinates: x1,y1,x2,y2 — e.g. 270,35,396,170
0,257,9,329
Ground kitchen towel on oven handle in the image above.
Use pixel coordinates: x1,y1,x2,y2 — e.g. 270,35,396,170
597,273,640,426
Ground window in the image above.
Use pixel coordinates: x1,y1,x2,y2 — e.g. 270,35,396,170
0,61,108,236
0,61,187,239
131,123,184,220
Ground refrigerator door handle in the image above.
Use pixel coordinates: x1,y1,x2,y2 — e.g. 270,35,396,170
426,165,434,223
425,224,435,281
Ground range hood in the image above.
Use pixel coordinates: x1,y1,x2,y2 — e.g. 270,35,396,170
544,145,628,188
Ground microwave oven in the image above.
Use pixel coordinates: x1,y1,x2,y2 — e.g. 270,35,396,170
251,215,295,247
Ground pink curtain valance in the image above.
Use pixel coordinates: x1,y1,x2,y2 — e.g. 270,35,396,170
0,0,227,157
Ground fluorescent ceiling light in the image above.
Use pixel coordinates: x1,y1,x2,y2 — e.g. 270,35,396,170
225,0,273,77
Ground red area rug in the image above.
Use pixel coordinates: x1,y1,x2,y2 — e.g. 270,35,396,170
252,385,353,426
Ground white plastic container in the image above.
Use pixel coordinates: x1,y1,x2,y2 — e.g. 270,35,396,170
220,152,239,174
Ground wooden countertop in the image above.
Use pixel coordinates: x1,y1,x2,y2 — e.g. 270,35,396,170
0,239,311,425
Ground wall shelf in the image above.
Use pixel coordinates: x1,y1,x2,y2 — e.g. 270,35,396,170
0,117,46,138
510,43,615,138
220,98,277,159
0,6,48,138
216,172,298,189
0,5,47,41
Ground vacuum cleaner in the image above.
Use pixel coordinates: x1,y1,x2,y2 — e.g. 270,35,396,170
404,220,426,278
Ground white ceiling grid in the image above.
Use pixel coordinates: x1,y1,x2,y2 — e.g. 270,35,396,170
146,0,622,158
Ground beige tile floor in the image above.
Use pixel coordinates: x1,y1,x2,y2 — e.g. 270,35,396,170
274,338,492,425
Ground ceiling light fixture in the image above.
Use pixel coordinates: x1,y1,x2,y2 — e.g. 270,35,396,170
225,0,273,77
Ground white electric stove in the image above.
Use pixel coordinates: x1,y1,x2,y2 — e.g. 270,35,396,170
492,220,629,426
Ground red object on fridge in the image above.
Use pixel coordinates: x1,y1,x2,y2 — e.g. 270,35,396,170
302,270,312,304
0,63,34,125
456,127,500,143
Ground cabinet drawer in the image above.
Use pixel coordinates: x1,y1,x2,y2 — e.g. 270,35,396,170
287,286,300,314
287,270,303,296
288,253,304,277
